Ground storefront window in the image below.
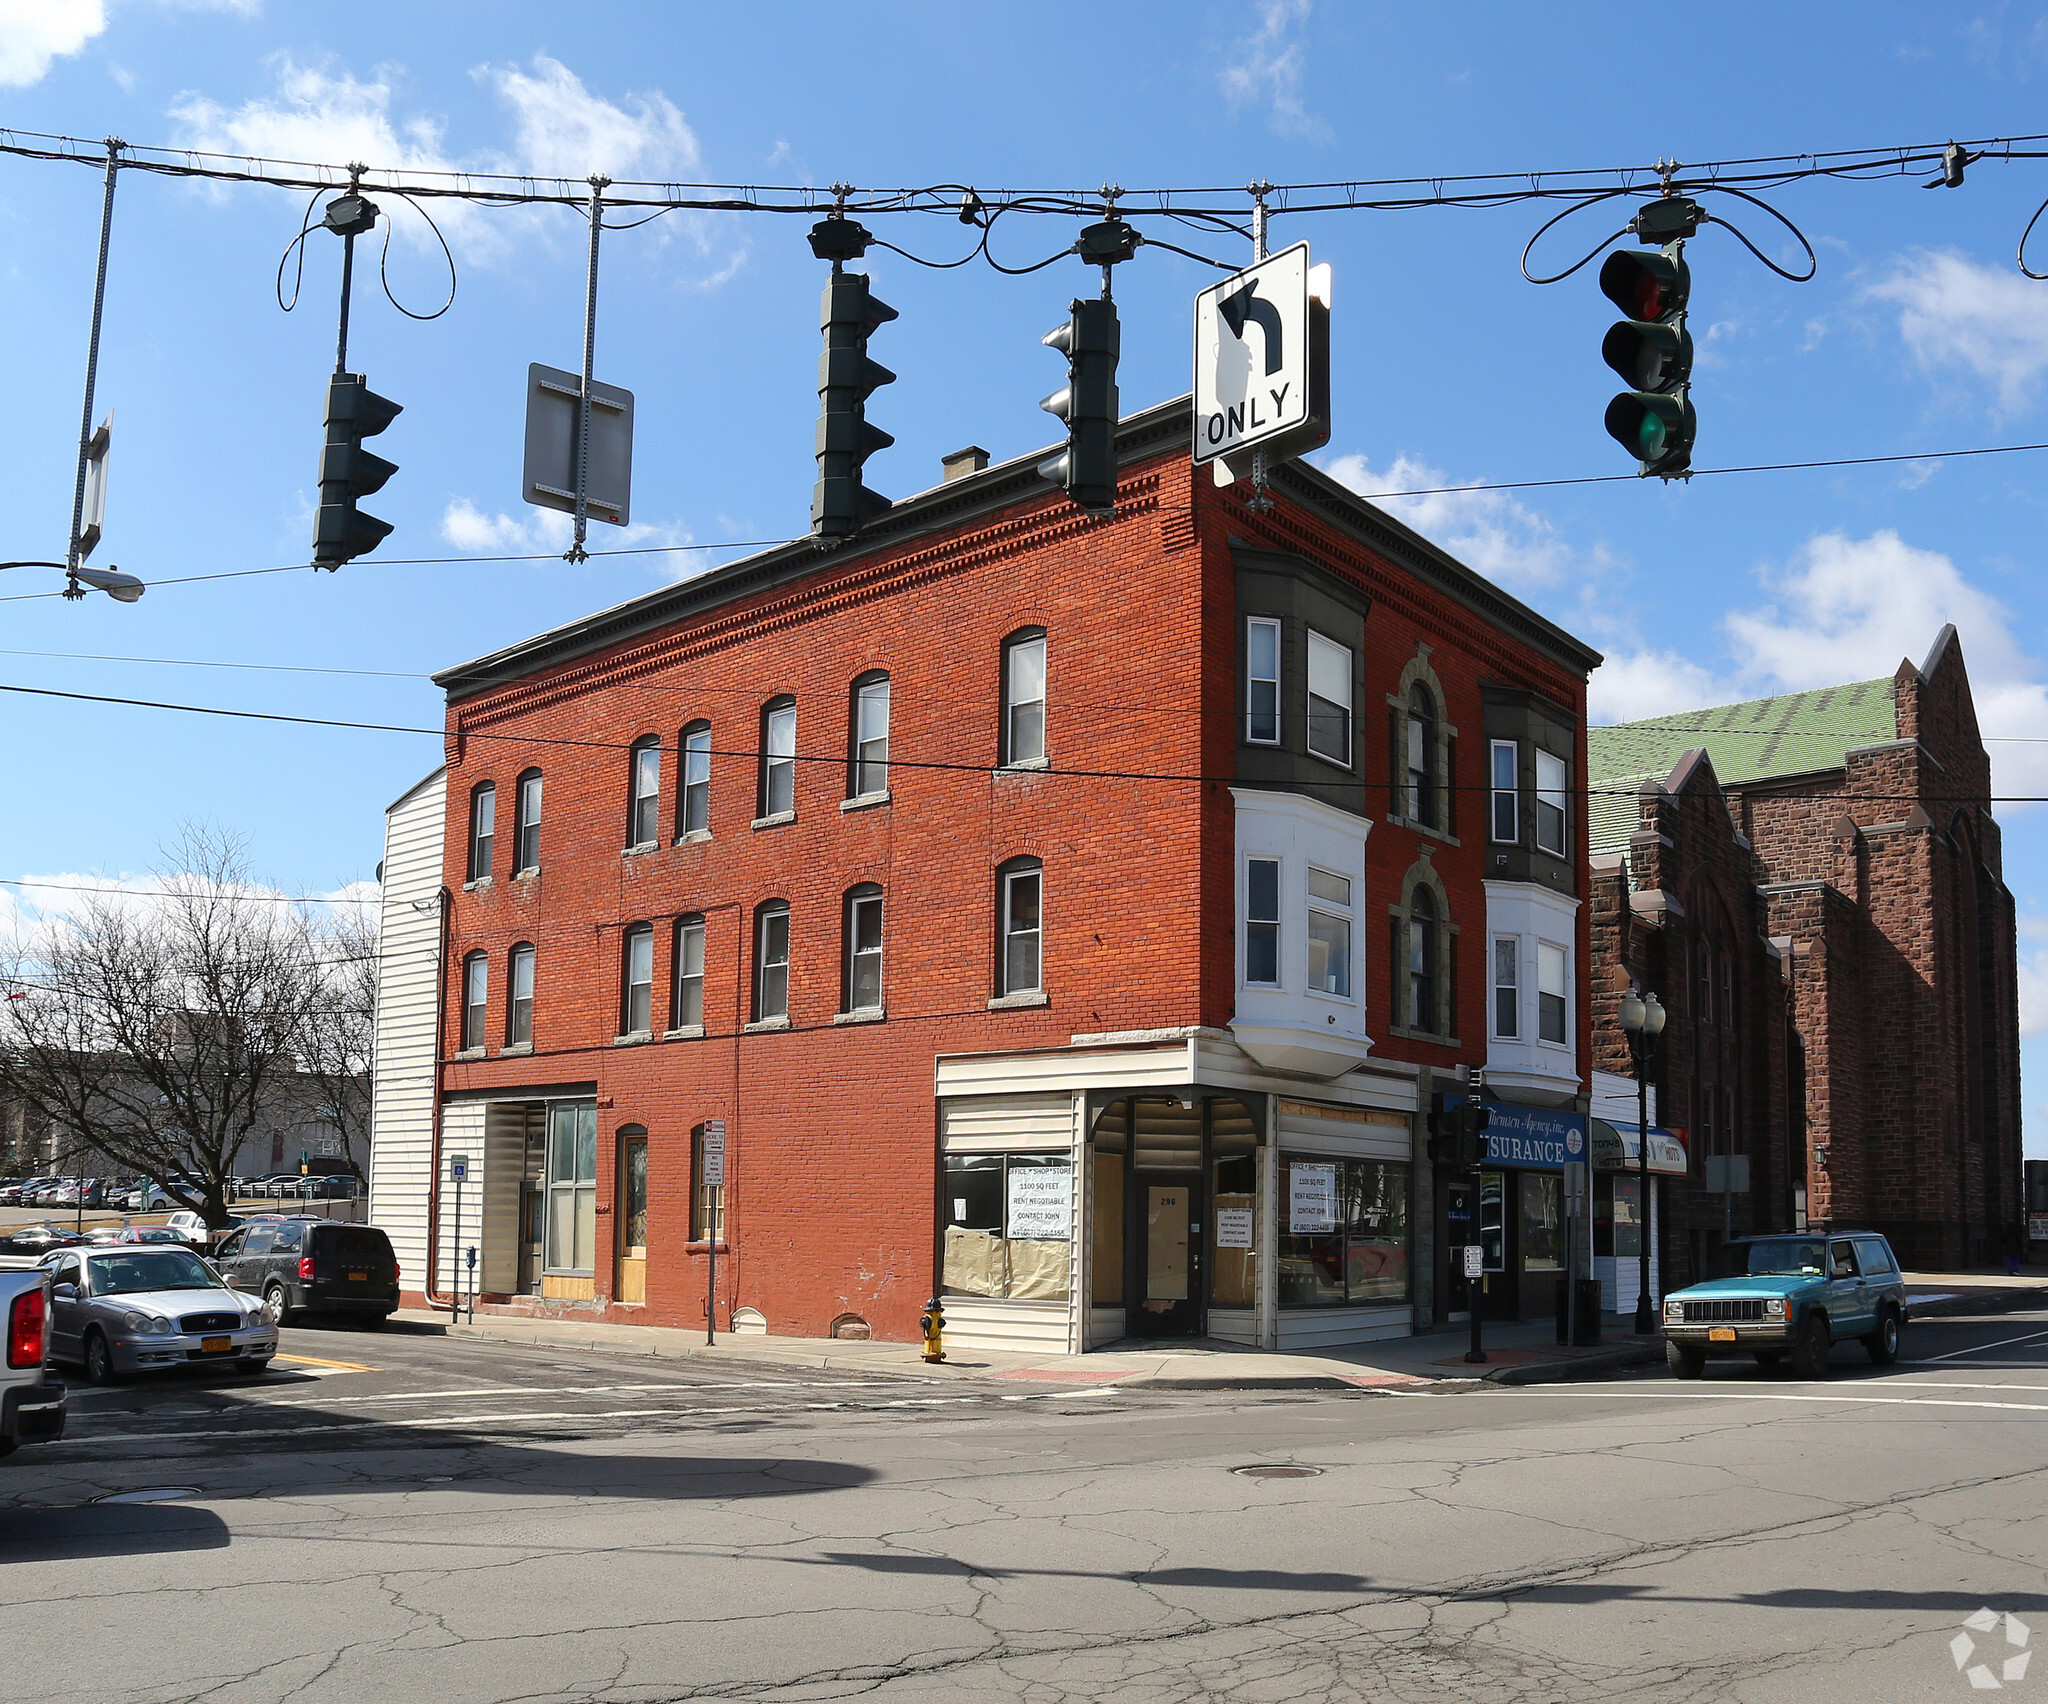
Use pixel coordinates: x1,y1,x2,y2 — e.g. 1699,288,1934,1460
620,1129,648,1256
543,1100,597,1274
1211,1150,1258,1307
1523,1172,1561,1272
1279,1156,1409,1306
1594,1173,1643,1258
1478,1172,1506,1273
942,1154,1071,1301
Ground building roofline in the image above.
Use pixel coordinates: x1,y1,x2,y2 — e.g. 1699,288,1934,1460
384,765,446,816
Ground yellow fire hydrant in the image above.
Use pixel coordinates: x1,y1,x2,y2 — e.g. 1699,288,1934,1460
920,1294,946,1364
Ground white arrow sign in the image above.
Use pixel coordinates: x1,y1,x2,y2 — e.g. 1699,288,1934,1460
1192,243,1331,480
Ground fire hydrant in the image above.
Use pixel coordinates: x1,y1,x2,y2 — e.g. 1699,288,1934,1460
920,1294,946,1364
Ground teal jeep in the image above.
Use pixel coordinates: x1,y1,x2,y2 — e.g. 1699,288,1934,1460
1662,1233,1910,1380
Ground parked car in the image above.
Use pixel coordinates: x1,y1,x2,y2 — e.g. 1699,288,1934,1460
214,1218,399,1326
1662,1232,1911,1380
0,1267,66,1459
0,1226,87,1255
81,1226,128,1246
37,1244,277,1381
113,1225,198,1249
0,1180,21,1206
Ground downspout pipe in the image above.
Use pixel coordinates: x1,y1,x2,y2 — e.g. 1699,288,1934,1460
422,884,461,1312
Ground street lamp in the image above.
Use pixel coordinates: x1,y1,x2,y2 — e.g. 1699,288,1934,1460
0,560,145,602
1617,986,1667,1335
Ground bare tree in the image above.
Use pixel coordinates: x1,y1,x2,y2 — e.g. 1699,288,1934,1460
0,826,362,1227
294,907,377,1183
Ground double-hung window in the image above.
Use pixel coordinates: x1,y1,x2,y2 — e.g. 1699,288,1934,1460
1245,617,1281,744
1002,630,1047,765
679,723,711,835
1492,937,1519,1039
754,900,791,1021
627,738,661,848
1244,857,1281,985
844,885,884,1012
620,923,654,1036
508,943,535,1046
1306,630,1352,765
1535,749,1568,857
543,1100,597,1275
672,914,705,1029
1406,684,1437,826
460,951,488,1050
1538,942,1568,1044
1407,890,1438,1033
690,1122,725,1242
1306,866,1353,998
513,769,542,874
1489,741,1519,844
850,674,889,797
467,783,495,882
759,698,796,818
998,860,1043,994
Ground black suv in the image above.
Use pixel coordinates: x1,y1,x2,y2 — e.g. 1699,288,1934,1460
214,1218,399,1327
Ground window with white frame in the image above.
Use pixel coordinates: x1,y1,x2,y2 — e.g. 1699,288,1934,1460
1002,630,1046,765
1305,866,1353,998
1535,748,1568,857
513,770,542,873
1246,617,1281,744
843,884,883,1011
997,859,1043,994
1244,857,1281,985
754,900,790,1020
759,699,796,818
467,782,495,882
1492,936,1519,1038
850,674,890,797
1538,941,1568,1044
672,914,705,1028
542,1100,597,1275
621,923,654,1035
679,722,711,835
460,951,488,1050
1490,740,1519,844
1305,630,1353,765
508,942,535,1046
627,738,661,848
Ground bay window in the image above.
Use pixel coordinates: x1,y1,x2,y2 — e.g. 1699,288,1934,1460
1244,857,1280,986
1306,629,1352,765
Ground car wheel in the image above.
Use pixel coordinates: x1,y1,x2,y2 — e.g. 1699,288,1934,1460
1790,1313,1832,1380
1864,1307,1902,1366
83,1329,119,1385
264,1282,293,1328
1752,1349,1786,1368
358,1313,386,1331
234,1358,269,1376
1666,1341,1707,1380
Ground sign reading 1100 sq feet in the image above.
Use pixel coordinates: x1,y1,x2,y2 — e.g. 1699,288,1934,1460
1192,242,1332,483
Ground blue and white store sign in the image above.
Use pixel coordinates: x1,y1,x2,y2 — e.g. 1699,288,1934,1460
1480,1101,1586,1171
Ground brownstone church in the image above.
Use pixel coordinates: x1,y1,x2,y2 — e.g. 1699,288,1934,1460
1587,625,2022,1279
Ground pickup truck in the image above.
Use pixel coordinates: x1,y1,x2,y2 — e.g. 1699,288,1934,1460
0,1260,67,1457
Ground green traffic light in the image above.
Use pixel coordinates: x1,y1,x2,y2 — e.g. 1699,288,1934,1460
1638,412,1666,458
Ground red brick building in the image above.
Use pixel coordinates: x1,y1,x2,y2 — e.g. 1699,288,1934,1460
371,398,1602,1352
1587,627,2024,1280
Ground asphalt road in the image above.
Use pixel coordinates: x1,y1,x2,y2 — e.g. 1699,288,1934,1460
4,1307,2046,1702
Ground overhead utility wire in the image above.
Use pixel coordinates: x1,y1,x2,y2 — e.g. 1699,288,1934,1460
0,681,2037,803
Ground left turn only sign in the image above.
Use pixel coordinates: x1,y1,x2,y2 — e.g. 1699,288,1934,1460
1192,242,1331,482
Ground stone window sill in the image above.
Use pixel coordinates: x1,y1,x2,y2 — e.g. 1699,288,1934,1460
452,1047,486,1062
744,1015,790,1033
663,1024,705,1041
673,829,711,847
512,866,540,882
622,842,659,858
750,811,796,831
1385,1024,1462,1048
988,989,1049,1010
997,756,1050,774
500,1042,533,1057
462,877,492,893
612,1031,654,1047
841,790,891,813
684,1241,731,1256
1389,815,1460,848
833,1007,885,1025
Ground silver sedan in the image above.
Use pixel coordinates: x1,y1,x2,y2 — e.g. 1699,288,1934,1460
39,1245,279,1381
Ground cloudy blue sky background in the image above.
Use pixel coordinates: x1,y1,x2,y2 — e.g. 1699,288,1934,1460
1,1,2045,1148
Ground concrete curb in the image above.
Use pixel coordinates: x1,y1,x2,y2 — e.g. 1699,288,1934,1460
1481,1340,1665,1386
1905,1285,2048,1321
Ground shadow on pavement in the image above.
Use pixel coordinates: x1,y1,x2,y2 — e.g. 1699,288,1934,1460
0,1503,231,1563
813,1552,1372,1594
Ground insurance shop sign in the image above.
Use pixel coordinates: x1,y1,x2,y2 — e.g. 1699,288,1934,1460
1478,1101,1587,1171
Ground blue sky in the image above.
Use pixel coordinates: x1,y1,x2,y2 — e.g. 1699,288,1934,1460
1,1,2045,1147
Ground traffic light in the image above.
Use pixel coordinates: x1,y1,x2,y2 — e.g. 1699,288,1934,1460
1598,196,1700,478
811,270,897,539
312,374,400,569
1429,1100,1492,1169
1039,297,1120,514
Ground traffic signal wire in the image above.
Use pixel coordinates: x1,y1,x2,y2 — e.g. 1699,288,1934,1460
2,679,2043,799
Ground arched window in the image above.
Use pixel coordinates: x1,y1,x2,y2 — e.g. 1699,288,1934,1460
620,922,654,1036
513,769,543,874
1001,629,1047,766
1407,888,1438,1033
843,883,884,1013
849,672,890,798
460,951,489,1051
626,736,661,848
754,899,791,1021
507,942,535,1046
1406,683,1438,828
996,857,1044,995
672,913,706,1029
467,782,496,882
678,720,712,836
759,697,797,819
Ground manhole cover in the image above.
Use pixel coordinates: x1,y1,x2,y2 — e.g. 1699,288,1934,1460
1231,1464,1324,1479
92,1487,201,1505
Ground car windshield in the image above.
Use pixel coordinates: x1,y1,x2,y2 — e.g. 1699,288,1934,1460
1716,1238,1827,1278
87,1249,224,1295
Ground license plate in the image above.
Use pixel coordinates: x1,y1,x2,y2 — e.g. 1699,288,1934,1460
199,1336,233,1354
347,1272,368,1282
1708,1327,1737,1343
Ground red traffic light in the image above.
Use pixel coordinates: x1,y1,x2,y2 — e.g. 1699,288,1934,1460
1599,249,1688,324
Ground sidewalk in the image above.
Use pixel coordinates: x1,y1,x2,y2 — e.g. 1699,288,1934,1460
389,1307,1665,1388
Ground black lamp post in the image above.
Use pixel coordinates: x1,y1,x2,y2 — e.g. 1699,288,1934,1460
1617,986,1667,1334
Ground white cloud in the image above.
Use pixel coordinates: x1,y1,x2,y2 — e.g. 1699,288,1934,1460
440,498,699,576
1218,0,1328,142
1585,647,1742,725
476,55,698,181
1866,249,2048,414
0,0,105,88
1322,451,1600,588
